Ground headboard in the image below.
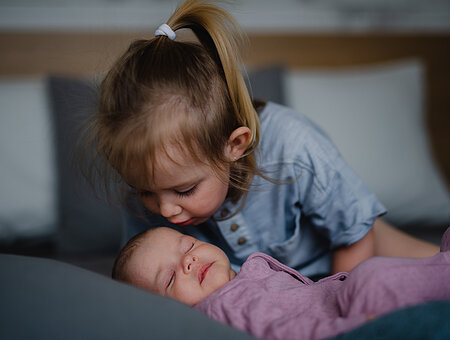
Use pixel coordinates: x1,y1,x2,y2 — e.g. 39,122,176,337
1,32,449,186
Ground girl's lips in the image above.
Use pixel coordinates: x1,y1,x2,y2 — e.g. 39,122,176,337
173,218,195,226
199,263,213,284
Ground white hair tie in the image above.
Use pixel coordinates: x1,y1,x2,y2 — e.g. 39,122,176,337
154,23,176,40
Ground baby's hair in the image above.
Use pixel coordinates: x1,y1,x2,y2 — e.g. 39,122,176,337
86,0,267,210
112,230,149,282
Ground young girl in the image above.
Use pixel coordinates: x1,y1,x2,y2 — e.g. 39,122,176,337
89,0,438,278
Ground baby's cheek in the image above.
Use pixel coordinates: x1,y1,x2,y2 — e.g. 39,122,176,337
172,286,201,306
210,272,231,292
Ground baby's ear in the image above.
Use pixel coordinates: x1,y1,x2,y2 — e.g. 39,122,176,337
225,127,251,161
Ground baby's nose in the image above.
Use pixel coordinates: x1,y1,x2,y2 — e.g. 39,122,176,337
182,254,199,274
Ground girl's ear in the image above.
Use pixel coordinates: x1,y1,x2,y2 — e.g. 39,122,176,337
225,127,251,161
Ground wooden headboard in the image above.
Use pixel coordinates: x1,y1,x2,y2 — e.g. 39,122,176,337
1,32,449,186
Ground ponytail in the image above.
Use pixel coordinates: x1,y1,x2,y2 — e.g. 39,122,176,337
166,0,260,153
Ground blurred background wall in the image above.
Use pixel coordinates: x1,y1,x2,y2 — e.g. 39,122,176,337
1,0,450,33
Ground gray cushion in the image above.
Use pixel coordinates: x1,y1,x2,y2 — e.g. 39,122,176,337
246,65,286,104
47,76,122,253
0,254,256,340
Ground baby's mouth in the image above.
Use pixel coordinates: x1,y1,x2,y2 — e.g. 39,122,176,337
199,263,213,284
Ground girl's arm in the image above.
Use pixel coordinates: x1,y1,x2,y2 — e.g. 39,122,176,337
332,228,374,274
332,218,440,273
373,218,439,258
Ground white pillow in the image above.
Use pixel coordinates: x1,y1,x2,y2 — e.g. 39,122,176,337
285,60,450,227
0,77,57,243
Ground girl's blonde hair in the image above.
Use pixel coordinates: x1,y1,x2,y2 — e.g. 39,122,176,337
89,0,263,207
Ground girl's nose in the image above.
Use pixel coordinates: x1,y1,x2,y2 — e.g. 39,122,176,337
159,199,182,218
182,254,198,274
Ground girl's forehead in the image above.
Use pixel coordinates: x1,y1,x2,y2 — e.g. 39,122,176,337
151,148,205,176
124,142,203,189
155,141,199,168
147,143,212,178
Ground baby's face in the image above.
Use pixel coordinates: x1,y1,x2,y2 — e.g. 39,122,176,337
128,227,236,306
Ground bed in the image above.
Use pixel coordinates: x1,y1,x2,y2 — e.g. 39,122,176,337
1,31,450,339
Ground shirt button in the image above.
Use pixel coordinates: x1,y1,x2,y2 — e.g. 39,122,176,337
230,224,239,232
237,237,247,245
220,208,229,218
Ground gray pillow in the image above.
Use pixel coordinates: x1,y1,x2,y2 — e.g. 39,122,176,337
47,76,122,254
246,65,286,104
0,253,256,340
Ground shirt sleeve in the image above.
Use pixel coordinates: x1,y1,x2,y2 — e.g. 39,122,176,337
287,111,387,249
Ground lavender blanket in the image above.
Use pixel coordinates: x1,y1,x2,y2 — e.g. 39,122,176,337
196,230,450,340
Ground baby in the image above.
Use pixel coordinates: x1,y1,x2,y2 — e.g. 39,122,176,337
113,227,450,340
112,227,236,306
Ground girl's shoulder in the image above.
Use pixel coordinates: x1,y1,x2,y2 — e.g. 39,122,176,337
259,102,331,142
259,102,307,129
257,102,338,164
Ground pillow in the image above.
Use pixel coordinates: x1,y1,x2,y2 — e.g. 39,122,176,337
0,77,57,244
246,65,286,105
285,60,450,228
47,76,122,254
0,253,257,340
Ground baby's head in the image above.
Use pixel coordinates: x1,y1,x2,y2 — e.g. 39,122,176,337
112,227,236,306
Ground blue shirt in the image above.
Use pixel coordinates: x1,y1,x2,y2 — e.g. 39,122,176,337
123,102,386,277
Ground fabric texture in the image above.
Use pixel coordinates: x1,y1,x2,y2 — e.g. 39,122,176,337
124,102,386,277
195,239,450,340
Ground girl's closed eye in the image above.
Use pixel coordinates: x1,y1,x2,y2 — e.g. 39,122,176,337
175,185,198,198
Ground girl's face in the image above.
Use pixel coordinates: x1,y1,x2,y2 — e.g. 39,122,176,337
137,147,230,226
129,227,236,306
